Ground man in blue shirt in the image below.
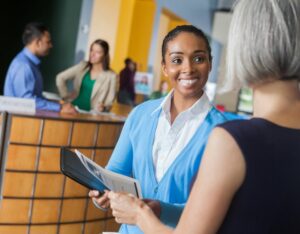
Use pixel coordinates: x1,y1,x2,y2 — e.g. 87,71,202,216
4,22,77,113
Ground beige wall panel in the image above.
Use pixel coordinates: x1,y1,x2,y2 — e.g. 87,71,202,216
97,124,122,147
38,147,61,171
42,120,71,146
31,200,60,223
3,172,34,197
10,117,41,144
153,13,169,90
35,174,64,197
60,199,86,222
6,145,37,170
87,0,121,61
0,200,30,222
71,123,97,147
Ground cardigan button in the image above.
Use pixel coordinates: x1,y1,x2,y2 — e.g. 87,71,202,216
154,187,158,193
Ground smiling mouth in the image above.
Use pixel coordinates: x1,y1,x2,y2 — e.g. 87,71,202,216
178,79,198,87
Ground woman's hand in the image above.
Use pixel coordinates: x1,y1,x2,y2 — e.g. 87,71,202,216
96,103,105,112
89,190,110,210
60,103,77,114
108,191,144,225
108,192,172,233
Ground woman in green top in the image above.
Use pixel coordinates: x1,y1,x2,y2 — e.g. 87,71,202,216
56,39,117,112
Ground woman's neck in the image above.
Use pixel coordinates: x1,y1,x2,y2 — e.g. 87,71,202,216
90,63,104,79
91,63,103,72
252,79,300,127
170,91,203,124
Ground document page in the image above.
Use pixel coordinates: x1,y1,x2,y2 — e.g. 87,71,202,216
75,150,142,198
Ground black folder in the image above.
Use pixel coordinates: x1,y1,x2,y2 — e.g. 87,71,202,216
60,147,108,192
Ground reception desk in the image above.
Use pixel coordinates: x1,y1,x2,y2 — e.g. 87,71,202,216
0,111,125,234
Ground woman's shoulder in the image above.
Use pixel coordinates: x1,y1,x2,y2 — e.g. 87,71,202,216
129,98,163,118
101,69,117,79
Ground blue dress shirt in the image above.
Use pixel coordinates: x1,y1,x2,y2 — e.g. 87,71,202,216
4,48,61,111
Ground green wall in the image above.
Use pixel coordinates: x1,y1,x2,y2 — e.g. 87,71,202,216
0,0,83,94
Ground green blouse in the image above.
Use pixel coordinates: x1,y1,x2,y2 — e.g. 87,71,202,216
72,72,96,110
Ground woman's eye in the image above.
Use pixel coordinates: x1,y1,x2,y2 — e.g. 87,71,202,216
171,58,182,64
194,56,205,63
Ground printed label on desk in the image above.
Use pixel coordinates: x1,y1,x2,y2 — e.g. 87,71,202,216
0,96,35,114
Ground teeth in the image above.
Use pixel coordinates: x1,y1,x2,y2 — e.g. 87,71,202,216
179,79,197,87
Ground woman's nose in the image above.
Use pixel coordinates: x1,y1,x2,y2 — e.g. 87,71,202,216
182,60,194,73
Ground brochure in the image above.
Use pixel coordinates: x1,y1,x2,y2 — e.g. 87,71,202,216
60,147,142,198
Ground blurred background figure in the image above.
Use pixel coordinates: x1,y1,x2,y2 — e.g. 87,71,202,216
149,80,169,99
56,39,117,112
117,58,136,106
3,22,76,114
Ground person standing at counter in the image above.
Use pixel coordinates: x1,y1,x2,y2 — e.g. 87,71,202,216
4,22,76,114
89,25,228,234
117,58,136,106
56,39,117,112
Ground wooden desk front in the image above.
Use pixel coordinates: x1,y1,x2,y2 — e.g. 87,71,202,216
0,111,125,234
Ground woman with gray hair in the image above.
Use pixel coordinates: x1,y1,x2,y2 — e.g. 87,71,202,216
107,0,300,233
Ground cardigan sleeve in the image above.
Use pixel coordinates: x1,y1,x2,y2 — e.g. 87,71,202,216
159,202,184,228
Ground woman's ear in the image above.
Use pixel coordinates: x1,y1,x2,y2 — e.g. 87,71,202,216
161,62,168,77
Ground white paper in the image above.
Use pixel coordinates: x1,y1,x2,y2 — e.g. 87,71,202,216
75,149,142,198
0,96,35,114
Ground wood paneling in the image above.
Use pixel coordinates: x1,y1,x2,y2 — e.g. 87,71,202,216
60,199,86,222
31,200,60,223
59,224,83,234
97,124,122,147
95,149,113,167
0,200,30,222
86,199,106,220
3,172,35,197
6,145,37,170
84,221,105,234
0,113,124,233
64,177,89,197
38,147,61,171
30,225,57,234
71,123,97,147
9,117,41,144
0,226,27,234
34,174,64,197
42,120,71,146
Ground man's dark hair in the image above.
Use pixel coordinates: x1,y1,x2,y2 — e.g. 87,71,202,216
161,25,212,63
22,22,49,46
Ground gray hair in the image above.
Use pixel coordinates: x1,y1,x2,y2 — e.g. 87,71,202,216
222,0,300,92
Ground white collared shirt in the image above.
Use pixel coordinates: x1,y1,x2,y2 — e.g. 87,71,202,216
152,90,212,182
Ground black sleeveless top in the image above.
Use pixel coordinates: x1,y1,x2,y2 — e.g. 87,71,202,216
217,118,300,234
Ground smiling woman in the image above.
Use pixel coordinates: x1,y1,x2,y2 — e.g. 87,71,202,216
89,25,228,234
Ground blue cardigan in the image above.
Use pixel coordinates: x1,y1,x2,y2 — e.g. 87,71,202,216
106,98,228,234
